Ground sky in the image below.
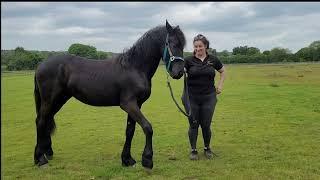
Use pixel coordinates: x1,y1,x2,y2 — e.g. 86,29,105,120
2,2,320,53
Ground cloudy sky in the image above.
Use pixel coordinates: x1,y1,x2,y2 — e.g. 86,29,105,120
2,2,320,53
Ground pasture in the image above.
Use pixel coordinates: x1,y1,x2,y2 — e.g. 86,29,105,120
2,63,320,179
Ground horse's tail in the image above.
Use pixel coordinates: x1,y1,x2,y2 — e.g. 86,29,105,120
34,75,41,116
34,73,56,135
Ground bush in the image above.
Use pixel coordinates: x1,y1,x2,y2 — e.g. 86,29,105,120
68,43,98,59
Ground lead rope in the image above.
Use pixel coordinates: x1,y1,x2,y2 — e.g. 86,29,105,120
166,68,192,118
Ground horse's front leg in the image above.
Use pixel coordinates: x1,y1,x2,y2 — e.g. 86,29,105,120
120,101,153,170
121,115,137,167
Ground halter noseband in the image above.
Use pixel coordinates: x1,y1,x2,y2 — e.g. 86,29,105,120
162,34,184,72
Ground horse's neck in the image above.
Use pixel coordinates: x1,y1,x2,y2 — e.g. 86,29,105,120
144,54,162,80
133,42,163,80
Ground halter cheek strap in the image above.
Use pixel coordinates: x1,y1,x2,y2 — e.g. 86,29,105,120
162,34,184,72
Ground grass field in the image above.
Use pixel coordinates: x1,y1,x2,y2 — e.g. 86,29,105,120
2,63,320,179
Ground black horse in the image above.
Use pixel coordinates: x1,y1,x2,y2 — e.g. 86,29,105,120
33,20,186,170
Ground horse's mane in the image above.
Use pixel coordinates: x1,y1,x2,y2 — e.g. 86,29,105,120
116,25,186,68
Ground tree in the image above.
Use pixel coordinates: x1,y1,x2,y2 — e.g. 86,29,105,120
309,40,320,61
96,51,110,60
232,46,248,55
247,47,260,55
218,50,230,57
7,49,43,70
296,47,312,61
207,48,217,55
68,43,98,59
233,46,260,56
309,40,320,49
14,47,26,53
262,50,270,55
270,47,291,62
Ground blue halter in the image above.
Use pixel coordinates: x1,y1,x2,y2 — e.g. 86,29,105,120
162,34,184,72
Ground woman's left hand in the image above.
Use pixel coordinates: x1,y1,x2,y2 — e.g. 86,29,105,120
216,86,222,94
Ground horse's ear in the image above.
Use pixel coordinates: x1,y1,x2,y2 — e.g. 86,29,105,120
166,20,173,33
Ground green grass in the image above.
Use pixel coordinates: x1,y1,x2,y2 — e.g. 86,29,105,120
2,63,320,179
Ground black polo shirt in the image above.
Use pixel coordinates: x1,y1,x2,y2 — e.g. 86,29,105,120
185,54,223,95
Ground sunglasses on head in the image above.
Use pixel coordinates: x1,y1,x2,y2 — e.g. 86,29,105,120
194,34,205,41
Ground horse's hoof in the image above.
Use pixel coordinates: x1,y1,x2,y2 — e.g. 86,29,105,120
36,155,48,167
122,157,136,167
122,160,136,167
127,158,136,166
142,157,153,169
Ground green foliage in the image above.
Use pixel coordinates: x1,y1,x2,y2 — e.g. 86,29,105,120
269,47,291,62
207,48,217,55
296,47,312,61
183,51,193,57
263,50,271,55
68,43,98,59
96,51,111,60
217,50,231,57
294,41,320,62
309,40,320,49
309,40,320,61
5,47,44,71
232,46,260,56
247,47,260,55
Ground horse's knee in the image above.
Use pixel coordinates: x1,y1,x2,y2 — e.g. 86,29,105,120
143,123,153,136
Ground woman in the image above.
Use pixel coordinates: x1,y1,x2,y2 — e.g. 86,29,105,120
182,34,226,160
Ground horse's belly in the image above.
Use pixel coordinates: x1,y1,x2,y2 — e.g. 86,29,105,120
73,94,120,106
69,82,120,106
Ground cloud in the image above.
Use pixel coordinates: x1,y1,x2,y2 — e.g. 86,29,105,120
2,2,320,53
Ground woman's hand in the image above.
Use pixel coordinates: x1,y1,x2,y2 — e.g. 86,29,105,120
216,66,225,95
216,86,222,94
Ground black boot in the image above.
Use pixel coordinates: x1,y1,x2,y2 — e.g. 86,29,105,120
189,149,199,160
204,147,214,159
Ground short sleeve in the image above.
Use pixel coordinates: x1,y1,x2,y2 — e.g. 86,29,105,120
214,56,223,71
184,56,192,70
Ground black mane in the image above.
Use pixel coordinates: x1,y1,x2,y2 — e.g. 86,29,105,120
117,25,186,69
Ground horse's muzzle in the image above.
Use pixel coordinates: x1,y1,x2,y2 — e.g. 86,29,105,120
171,70,184,79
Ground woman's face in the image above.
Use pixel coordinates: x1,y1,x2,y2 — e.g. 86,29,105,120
193,40,206,57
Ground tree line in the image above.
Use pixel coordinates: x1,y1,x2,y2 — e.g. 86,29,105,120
1,41,319,71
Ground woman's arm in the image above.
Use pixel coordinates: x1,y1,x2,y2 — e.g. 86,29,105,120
216,66,226,94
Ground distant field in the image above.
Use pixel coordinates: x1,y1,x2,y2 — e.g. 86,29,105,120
2,63,320,179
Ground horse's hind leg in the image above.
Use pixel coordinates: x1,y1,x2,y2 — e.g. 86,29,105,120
34,87,70,166
121,115,137,167
34,103,54,166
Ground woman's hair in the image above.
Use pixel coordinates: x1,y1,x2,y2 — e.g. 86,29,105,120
193,34,210,55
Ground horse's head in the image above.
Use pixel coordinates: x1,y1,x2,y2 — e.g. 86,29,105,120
162,20,186,79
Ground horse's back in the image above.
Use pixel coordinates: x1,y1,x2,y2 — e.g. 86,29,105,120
35,54,151,106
